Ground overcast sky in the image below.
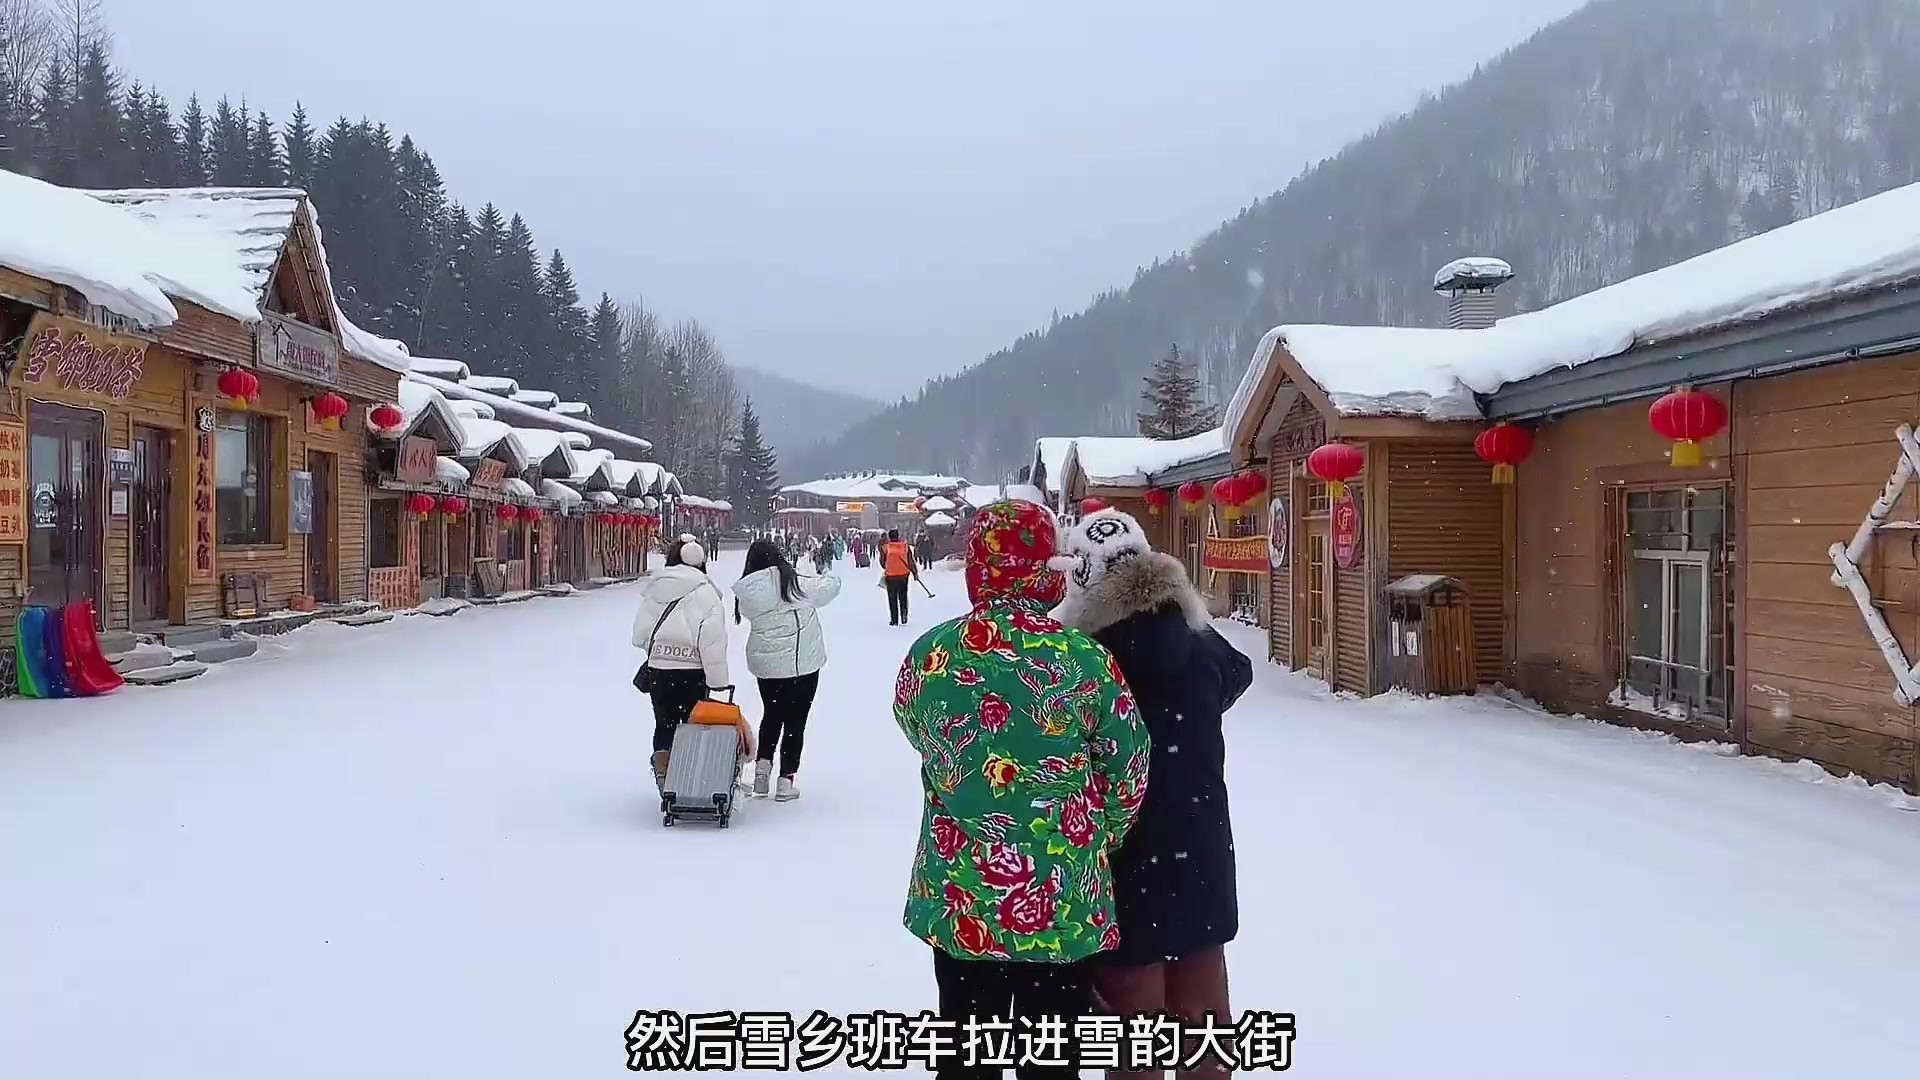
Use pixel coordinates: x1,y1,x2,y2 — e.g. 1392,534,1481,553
107,0,1586,399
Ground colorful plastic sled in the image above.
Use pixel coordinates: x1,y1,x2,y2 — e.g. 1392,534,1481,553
39,605,72,698
61,600,123,696
14,608,49,699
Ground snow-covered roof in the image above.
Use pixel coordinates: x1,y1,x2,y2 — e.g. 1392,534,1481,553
1063,429,1224,489
1433,257,1514,291
781,473,970,501
962,483,1047,508
435,457,470,485
408,372,652,455
408,356,471,381
921,495,957,511
553,401,592,419
512,389,561,409
1032,438,1073,494
393,380,467,449
568,448,615,485
462,375,520,396
510,427,586,462
1227,180,1920,430
587,490,620,506
448,400,494,421
451,416,529,469
0,171,192,325
90,186,411,373
500,477,537,499
924,511,957,527
539,478,583,505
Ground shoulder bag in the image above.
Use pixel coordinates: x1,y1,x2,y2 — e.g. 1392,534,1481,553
632,597,682,693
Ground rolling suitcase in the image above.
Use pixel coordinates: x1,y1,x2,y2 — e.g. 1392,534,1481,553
662,687,749,828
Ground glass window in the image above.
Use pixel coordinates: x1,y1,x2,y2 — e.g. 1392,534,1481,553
216,413,275,545
1616,484,1731,724
369,498,403,569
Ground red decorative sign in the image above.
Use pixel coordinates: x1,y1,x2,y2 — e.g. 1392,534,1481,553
0,422,24,544
471,459,507,488
397,436,437,483
1333,492,1362,570
1203,534,1270,574
188,403,217,582
19,314,148,401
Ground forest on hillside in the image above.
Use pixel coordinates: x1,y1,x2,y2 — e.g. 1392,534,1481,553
0,0,744,494
797,0,1920,481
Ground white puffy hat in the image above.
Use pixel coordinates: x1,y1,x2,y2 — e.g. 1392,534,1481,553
675,534,708,569
1062,507,1152,592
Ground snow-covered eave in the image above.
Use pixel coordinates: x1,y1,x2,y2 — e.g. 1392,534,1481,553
408,372,651,455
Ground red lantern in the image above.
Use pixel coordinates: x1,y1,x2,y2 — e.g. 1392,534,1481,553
311,392,349,431
1081,496,1111,515
405,493,436,519
1178,480,1208,511
217,368,259,410
369,403,405,433
1212,475,1246,521
1143,488,1171,516
1307,442,1365,500
1474,422,1535,485
1647,387,1727,468
523,507,543,524
497,503,519,522
438,495,467,517
1239,470,1268,499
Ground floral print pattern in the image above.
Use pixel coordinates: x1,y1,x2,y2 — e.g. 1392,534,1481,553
896,501,1149,963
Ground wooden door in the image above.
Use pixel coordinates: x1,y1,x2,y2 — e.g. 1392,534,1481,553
130,425,174,625
25,402,104,613
1302,525,1331,680
306,450,335,601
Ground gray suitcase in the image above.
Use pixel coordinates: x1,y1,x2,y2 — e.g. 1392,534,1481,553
661,689,744,828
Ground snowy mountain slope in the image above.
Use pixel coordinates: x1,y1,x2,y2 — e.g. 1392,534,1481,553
730,364,882,460
796,0,1920,479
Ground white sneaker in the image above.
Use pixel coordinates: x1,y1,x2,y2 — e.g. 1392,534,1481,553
752,760,773,797
775,776,799,801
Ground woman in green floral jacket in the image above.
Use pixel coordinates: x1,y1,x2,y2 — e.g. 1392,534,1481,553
895,500,1150,1074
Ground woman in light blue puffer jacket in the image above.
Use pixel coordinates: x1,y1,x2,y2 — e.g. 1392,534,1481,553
733,540,842,800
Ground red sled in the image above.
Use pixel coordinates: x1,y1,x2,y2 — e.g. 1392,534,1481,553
61,599,125,696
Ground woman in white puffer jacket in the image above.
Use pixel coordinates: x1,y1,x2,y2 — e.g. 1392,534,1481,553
632,536,731,793
733,539,842,800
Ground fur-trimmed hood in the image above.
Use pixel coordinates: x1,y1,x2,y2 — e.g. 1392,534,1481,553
1053,549,1210,636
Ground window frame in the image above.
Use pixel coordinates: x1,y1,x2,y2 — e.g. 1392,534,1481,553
215,411,278,547
368,496,404,570
1609,483,1734,727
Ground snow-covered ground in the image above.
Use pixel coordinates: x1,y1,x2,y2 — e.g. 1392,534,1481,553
6,548,1920,1078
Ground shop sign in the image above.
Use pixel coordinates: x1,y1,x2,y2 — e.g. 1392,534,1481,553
1203,533,1270,574
255,312,340,387
17,313,148,401
1274,417,1327,458
1333,492,1363,570
1269,495,1289,569
188,409,217,583
110,488,129,516
471,459,507,488
109,447,136,485
0,422,24,543
396,436,437,483
837,501,871,513
895,501,919,513
290,470,314,535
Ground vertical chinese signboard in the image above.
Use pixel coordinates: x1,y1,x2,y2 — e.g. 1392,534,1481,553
188,403,217,583
0,421,25,544
1333,492,1363,570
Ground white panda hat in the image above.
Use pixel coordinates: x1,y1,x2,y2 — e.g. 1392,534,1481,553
1062,507,1153,592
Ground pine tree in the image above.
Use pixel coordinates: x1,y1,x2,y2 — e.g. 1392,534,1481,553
208,96,248,184
34,58,73,183
727,398,780,528
0,19,21,168
248,110,283,185
1135,344,1218,439
585,293,624,422
178,93,207,183
282,102,315,189
541,249,586,397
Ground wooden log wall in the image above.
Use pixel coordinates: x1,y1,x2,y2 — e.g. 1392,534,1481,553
1264,392,1323,674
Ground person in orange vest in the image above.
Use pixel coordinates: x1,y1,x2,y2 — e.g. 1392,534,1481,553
880,528,920,626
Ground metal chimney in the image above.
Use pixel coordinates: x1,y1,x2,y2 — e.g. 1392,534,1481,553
1433,257,1514,330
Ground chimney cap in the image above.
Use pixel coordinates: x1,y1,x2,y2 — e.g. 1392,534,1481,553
1433,257,1514,293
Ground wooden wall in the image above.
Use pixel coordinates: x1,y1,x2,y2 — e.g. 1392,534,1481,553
1511,399,1731,720
1381,441,1508,685
1334,448,1371,694
1261,393,1369,692
1264,395,1322,676
1737,354,1920,786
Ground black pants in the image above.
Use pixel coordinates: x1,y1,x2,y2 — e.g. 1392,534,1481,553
646,668,709,752
886,575,911,623
756,671,820,776
932,950,1092,1079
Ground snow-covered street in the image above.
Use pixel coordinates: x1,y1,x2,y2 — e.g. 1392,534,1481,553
7,548,1920,1078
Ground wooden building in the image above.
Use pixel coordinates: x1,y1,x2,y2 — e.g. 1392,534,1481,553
1,186,407,656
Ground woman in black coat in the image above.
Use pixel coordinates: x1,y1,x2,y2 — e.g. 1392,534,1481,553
1055,508,1252,1077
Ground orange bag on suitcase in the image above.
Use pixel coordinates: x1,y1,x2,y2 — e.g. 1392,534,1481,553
691,689,754,761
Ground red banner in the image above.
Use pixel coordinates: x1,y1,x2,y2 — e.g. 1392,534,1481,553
1203,534,1269,574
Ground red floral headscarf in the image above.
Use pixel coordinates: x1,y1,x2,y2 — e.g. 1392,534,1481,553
966,500,1073,608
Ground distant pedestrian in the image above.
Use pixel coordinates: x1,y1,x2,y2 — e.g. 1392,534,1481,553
880,528,920,626
734,540,841,800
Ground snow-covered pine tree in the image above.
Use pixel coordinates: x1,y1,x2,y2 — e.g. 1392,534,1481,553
282,102,314,189
727,398,780,528
1135,343,1218,439
178,93,206,183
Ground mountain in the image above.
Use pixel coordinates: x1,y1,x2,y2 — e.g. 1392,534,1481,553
794,0,1920,480
729,365,883,463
